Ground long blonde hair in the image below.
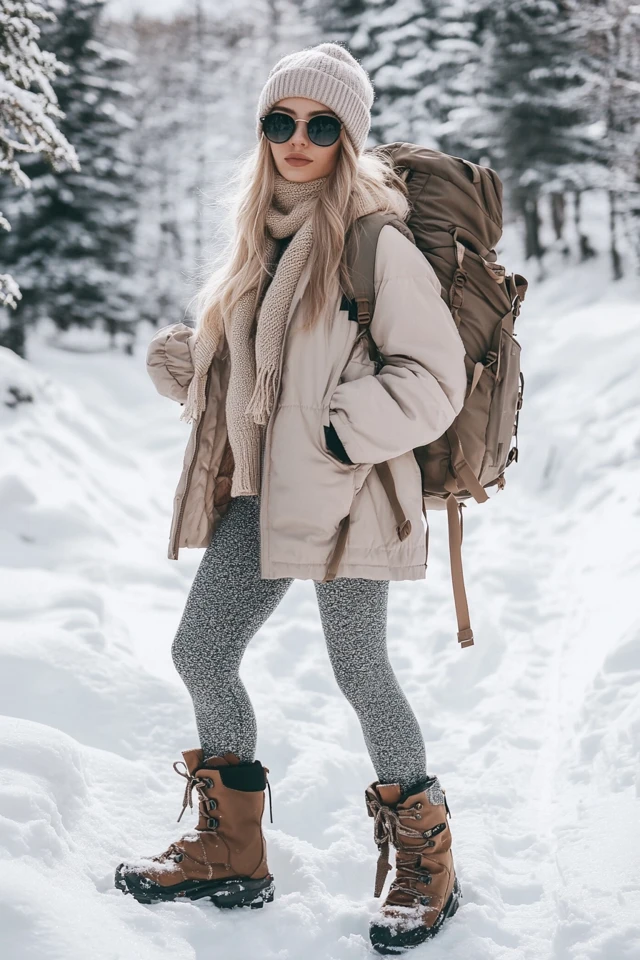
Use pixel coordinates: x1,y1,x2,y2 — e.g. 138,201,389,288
190,129,411,343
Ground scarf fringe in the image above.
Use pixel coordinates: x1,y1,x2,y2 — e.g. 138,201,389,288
245,365,278,426
179,368,207,425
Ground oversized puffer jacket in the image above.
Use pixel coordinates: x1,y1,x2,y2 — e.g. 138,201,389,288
146,224,467,580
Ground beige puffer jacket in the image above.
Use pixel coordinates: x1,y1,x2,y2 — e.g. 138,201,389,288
146,224,467,580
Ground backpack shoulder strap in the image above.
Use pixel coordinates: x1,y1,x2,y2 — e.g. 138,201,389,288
345,212,414,320
344,213,414,365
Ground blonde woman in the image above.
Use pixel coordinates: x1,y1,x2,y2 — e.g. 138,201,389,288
116,43,467,953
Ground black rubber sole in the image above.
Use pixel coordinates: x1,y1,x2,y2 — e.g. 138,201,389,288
370,876,462,954
114,863,275,909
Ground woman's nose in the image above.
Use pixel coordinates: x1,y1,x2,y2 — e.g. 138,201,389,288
289,119,309,147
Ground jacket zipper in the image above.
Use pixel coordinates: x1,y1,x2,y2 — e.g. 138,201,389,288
171,364,214,557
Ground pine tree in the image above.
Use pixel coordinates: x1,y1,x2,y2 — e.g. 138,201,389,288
431,0,493,161
113,10,196,330
0,0,78,353
0,0,139,348
573,0,640,276
307,0,491,160
306,0,368,41
310,0,445,148
113,0,317,330
480,0,593,264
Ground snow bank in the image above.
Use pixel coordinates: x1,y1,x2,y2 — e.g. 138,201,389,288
1,213,639,958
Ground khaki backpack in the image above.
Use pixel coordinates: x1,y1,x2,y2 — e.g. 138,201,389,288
343,143,528,649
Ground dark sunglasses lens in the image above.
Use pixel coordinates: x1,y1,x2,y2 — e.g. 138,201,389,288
308,115,341,146
262,112,295,142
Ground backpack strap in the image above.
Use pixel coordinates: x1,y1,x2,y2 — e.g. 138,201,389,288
319,216,414,585
374,461,412,541
444,426,488,504
449,228,467,328
344,213,417,544
345,211,415,304
346,212,415,362
445,494,475,648
343,214,475,649
319,463,412,584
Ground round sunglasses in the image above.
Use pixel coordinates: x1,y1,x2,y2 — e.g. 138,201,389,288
259,111,343,147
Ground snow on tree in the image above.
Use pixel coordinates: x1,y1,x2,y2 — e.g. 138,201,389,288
354,0,445,148
478,0,594,265
572,0,640,276
309,0,491,158
0,0,78,325
0,0,139,353
108,0,317,330
428,0,493,161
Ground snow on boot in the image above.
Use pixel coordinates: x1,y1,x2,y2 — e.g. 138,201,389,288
364,774,462,953
114,748,275,909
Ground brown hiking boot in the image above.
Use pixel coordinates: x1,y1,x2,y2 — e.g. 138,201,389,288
115,749,275,909
364,774,462,953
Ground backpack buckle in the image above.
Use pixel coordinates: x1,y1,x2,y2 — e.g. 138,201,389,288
355,297,371,326
485,350,498,369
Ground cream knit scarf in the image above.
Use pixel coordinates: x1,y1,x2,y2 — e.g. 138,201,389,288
180,171,390,497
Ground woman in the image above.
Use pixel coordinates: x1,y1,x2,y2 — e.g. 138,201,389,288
116,43,467,953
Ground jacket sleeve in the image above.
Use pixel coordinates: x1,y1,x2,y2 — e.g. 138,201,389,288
328,225,467,465
146,322,196,404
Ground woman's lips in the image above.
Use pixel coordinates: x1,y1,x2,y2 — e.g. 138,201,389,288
285,157,312,166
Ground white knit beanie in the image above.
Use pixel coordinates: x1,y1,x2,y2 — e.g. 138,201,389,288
256,42,374,155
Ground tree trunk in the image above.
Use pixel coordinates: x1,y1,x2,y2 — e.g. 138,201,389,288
192,0,206,268
520,192,544,262
0,310,26,358
550,192,565,241
608,189,623,280
574,190,596,261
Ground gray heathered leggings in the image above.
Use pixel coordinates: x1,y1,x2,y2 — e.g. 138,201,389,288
171,494,427,792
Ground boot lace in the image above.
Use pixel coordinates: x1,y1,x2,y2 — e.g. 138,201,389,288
141,761,274,870
173,760,217,823
173,760,274,825
365,793,444,903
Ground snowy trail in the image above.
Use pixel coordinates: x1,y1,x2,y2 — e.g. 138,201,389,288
1,253,639,959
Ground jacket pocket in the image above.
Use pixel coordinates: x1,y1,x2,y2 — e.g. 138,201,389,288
323,422,353,464
319,414,357,468
320,329,377,435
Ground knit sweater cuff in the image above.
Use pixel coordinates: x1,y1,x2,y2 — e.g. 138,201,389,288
229,435,262,497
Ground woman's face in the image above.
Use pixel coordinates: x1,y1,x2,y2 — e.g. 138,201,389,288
264,96,342,183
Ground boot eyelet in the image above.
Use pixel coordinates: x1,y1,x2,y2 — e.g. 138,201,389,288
174,853,184,863
207,817,219,829
208,799,217,810
420,895,430,905
424,838,436,847
414,802,423,810
204,778,214,788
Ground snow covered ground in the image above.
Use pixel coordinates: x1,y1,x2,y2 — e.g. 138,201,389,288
1,199,639,959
